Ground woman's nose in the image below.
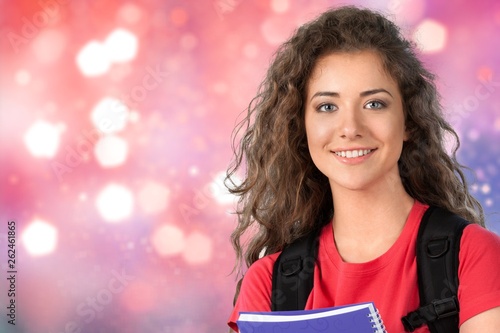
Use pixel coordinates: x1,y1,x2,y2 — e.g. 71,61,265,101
338,107,364,139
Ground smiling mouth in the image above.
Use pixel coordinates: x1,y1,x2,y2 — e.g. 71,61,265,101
333,149,374,158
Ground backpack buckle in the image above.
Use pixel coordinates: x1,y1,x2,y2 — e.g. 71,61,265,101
432,296,459,319
281,256,302,276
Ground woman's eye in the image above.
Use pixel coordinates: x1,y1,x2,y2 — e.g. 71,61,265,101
365,101,385,109
317,103,337,112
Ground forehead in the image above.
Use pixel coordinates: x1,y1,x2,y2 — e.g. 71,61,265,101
306,50,398,93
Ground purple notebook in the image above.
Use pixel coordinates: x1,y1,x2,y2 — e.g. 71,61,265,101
237,302,386,333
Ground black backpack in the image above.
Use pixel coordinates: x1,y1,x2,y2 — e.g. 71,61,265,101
271,206,470,333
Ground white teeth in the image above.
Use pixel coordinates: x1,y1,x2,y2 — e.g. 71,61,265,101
335,149,372,158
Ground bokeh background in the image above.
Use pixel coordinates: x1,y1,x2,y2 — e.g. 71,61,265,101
0,0,499,332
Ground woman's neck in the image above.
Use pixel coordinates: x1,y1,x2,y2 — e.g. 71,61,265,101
330,180,415,263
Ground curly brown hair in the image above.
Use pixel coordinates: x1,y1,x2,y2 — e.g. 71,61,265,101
225,5,484,302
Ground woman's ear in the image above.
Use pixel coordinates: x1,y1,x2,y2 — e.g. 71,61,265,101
403,123,410,142
404,128,409,141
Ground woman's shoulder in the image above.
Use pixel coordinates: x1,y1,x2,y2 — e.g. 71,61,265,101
233,251,282,315
462,223,500,248
243,251,281,282
459,223,500,270
457,223,500,325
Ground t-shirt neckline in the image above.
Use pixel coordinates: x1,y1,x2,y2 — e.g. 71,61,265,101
322,200,427,275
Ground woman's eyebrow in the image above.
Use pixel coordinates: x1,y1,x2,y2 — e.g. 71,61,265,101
309,88,393,102
309,91,339,102
360,88,393,97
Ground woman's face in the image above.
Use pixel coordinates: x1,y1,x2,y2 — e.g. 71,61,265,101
304,50,407,194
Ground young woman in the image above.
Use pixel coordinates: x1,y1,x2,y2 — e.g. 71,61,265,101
226,6,500,332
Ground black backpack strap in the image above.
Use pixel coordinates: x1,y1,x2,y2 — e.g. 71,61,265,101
271,228,321,311
402,206,470,333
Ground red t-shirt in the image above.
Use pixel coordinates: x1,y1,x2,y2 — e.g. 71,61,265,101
228,201,500,332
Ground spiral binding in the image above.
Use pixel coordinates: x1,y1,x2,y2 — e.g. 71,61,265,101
367,309,387,333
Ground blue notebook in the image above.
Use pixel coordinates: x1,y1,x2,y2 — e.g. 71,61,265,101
237,302,386,333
